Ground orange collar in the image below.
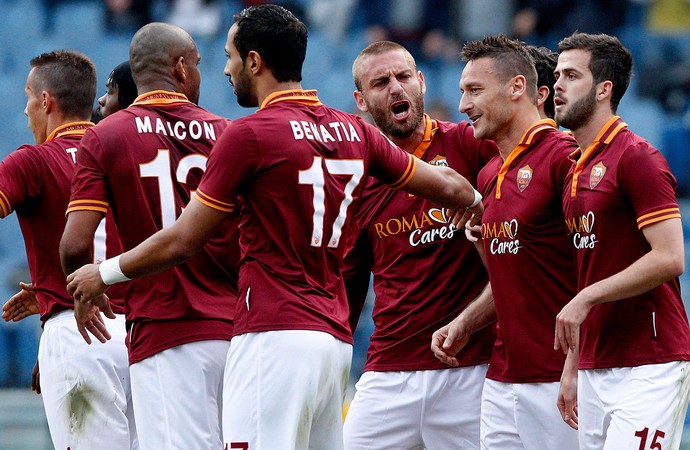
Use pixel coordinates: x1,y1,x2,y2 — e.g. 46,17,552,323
569,116,627,197
133,90,189,106
46,121,94,141
494,119,556,199
260,89,322,110
412,114,438,159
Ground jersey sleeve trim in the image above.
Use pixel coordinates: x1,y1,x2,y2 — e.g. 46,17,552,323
0,189,12,217
194,189,235,213
386,153,417,190
637,207,681,229
66,199,109,215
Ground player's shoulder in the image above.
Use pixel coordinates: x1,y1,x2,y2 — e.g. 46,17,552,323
540,126,579,154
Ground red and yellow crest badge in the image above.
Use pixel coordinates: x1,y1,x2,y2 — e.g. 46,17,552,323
517,164,533,192
590,161,607,189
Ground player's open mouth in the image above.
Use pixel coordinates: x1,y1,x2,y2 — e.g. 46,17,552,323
469,114,481,125
390,100,410,120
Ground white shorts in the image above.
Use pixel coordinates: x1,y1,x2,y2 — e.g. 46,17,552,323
481,378,579,450
223,330,352,450
344,364,487,450
38,310,136,449
129,339,229,450
579,361,690,450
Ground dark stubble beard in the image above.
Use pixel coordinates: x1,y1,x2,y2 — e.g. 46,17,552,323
367,89,425,139
555,85,597,131
234,66,256,108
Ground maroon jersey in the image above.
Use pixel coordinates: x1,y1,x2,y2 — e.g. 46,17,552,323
0,122,125,322
196,90,416,344
478,120,578,383
343,116,497,372
67,91,239,364
562,116,690,369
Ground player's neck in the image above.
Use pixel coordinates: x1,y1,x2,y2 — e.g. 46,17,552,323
45,113,87,140
571,107,615,151
496,106,542,160
257,79,303,108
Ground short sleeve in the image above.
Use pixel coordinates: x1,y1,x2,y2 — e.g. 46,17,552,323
365,124,415,189
68,129,110,214
617,141,679,229
0,146,43,217
196,121,259,213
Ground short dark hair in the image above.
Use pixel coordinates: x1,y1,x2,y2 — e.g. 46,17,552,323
110,61,137,108
233,4,307,82
352,41,415,91
462,35,537,101
558,32,632,112
29,50,97,118
528,45,558,118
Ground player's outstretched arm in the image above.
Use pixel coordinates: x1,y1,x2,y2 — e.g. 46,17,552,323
403,160,483,230
554,218,683,353
431,282,495,366
2,282,39,322
66,197,228,303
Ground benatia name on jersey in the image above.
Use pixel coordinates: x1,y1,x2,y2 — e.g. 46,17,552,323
135,116,218,141
289,120,362,143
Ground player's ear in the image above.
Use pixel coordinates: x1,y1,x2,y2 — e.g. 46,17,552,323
42,91,53,114
596,80,613,101
511,75,527,99
173,56,186,82
353,90,368,113
247,51,261,75
536,85,549,107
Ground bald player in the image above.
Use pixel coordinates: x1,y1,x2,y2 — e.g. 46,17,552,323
0,50,136,449
60,23,238,449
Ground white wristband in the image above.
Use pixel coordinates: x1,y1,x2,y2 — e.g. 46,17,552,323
98,255,131,285
468,189,482,208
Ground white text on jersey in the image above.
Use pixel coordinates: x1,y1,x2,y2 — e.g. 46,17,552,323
289,120,362,143
135,116,217,141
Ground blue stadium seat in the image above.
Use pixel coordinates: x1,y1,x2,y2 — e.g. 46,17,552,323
0,1,45,74
0,327,11,386
617,93,666,148
50,1,106,49
661,122,690,196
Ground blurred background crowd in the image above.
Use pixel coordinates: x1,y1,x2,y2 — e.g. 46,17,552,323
0,0,688,445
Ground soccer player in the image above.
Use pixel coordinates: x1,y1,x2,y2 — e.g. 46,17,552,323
4,60,137,324
430,35,580,450
95,60,138,120
553,32,690,449
0,50,135,449
64,4,484,449
342,40,496,449
59,23,237,449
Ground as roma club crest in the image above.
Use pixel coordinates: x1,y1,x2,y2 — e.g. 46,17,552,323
590,162,607,189
517,164,532,192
